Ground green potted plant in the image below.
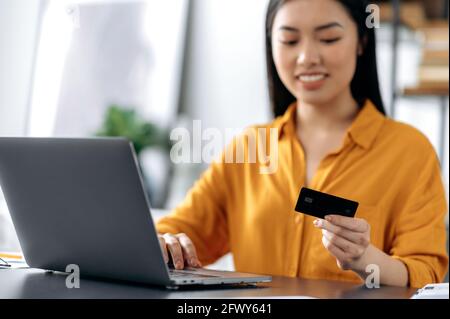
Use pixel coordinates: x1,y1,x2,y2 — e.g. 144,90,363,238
96,105,170,155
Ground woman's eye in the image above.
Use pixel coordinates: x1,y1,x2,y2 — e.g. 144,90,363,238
321,38,341,44
280,40,298,46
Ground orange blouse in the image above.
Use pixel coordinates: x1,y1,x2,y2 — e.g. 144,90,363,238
156,99,448,288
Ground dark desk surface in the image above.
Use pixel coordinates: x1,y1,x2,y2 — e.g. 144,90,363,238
0,268,418,299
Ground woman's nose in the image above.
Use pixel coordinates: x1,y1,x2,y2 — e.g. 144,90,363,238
296,42,321,66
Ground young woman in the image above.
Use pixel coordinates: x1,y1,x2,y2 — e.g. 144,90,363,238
156,0,448,288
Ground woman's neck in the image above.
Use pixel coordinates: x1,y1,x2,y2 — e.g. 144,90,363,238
296,92,360,133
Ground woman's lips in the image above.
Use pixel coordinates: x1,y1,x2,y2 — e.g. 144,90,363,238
296,73,328,90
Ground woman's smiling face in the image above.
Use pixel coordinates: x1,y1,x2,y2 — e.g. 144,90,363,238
271,0,362,106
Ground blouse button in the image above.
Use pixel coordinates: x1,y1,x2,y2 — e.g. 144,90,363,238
289,268,297,276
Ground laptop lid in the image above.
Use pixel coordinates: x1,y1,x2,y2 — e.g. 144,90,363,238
0,137,171,286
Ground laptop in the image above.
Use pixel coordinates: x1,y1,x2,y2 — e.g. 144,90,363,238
0,137,271,288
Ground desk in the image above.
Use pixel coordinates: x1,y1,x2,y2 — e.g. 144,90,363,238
0,268,417,299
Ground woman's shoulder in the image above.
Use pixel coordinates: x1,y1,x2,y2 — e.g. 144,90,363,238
380,117,436,155
240,113,290,137
229,116,283,145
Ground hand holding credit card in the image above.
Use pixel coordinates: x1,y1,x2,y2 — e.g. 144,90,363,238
295,187,359,219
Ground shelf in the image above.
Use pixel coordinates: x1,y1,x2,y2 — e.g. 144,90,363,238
378,1,448,30
403,84,449,96
378,1,427,30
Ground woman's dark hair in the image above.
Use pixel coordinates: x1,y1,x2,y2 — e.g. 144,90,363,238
266,0,386,117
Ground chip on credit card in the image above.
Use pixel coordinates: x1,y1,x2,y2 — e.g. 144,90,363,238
295,187,359,219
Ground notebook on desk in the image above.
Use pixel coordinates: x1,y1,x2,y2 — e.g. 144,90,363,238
411,283,449,299
0,137,271,287
0,252,28,269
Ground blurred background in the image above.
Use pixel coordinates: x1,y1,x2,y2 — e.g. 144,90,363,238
0,0,448,274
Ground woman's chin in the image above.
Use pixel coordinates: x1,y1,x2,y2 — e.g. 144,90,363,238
296,93,332,106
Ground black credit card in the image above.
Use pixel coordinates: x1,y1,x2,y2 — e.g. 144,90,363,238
295,187,358,219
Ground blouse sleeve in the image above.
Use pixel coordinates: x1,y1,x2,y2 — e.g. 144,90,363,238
155,153,230,266
389,144,448,288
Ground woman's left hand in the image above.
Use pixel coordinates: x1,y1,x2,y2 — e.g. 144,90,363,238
314,215,371,272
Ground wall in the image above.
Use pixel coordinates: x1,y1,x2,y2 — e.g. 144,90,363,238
0,0,42,136
0,0,43,251
179,0,271,132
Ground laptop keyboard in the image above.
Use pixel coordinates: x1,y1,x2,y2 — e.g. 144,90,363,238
169,269,220,278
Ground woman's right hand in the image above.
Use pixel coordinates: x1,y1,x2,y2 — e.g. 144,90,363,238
157,233,202,269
